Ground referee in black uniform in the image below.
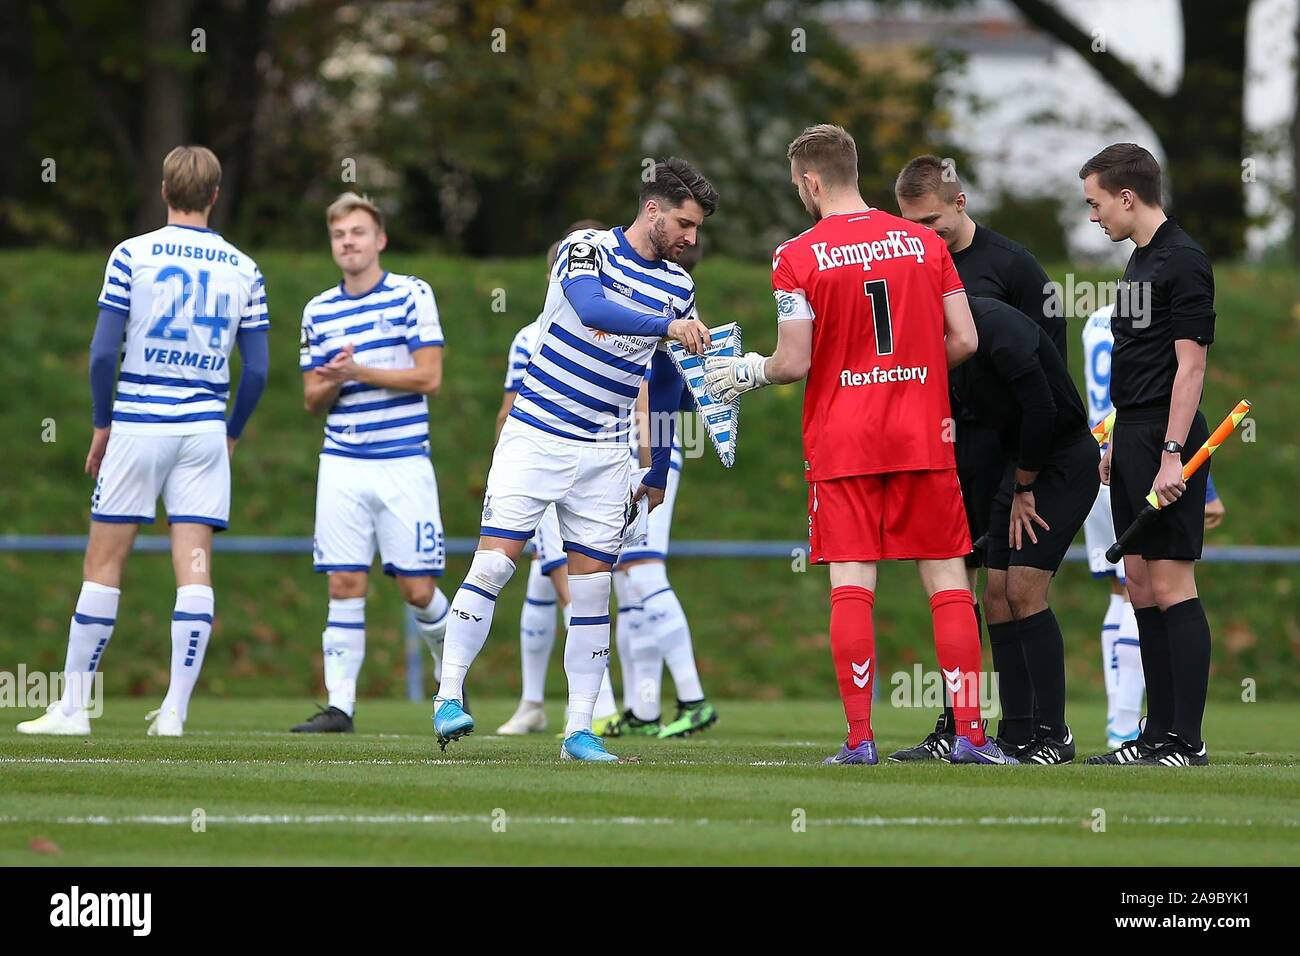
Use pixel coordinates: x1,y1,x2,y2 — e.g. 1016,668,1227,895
889,155,1064,761
1079,144,1215,766
960,297,1099,763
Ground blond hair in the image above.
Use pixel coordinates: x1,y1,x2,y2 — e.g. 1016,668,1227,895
162,146,221,213
787,125,858,189
326,192,384,231
895,155,962,204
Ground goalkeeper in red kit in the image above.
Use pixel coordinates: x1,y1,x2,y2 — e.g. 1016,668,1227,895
704,125,1018,765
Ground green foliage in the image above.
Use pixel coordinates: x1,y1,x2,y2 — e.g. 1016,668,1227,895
1,252,1297,702
6,1,960,259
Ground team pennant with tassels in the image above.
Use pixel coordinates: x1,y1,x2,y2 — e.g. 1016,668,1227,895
666,322,742,468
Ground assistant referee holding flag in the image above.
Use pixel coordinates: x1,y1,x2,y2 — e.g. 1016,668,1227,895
1079,144,1216,767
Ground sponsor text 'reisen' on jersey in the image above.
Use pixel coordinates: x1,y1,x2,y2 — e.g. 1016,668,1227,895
509,226,698,443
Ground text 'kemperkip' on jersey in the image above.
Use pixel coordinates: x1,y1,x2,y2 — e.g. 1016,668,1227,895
300,272,444,459
96,224,268,435
772,209,964,480
509,226,697,443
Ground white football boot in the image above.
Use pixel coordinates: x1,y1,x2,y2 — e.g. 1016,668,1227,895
146,707,184,737
17,704,91,736
496,700,547,735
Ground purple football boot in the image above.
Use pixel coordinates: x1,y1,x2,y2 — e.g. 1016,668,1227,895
823,739,879,765
949,735,1019,765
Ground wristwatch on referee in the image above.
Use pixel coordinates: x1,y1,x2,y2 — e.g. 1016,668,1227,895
1014,481,1035,495
1162,440,1184,456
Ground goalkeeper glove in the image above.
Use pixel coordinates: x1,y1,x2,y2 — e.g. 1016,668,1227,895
703,352,770,404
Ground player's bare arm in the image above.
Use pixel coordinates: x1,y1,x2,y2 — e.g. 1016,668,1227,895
942,291,978,368
303,364,345,415
1009,466,1049,551
665,317,710,355
635,382,652,468
316,340,443,395
1153,338,1208,506
84,427,111,479
494,390,517,442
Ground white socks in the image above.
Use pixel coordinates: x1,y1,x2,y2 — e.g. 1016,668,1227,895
519,562,558,704
595,669,618,719
440,550,516,703
323,596,365,717
161,584,214,721
1114,599,1145,737
564,571,612,736
628,562,703,704
413,587,451,681
613,571,641,712
58,582,120,715
1101,592,1124,729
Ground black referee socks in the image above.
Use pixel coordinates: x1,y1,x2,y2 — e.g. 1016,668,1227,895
1134,605,1174,740
1164,597,1212,749
1016,608,1067,739
988,620,1035,745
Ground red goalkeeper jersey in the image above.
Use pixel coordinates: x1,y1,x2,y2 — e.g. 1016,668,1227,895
771,209,965,480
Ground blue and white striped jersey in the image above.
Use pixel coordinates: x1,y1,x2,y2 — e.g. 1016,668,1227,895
510,226,697,443
299,272,444,460
95,224,268,435
1082,305,1115,428
503,317,542,393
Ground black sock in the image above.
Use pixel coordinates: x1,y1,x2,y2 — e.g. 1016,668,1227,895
1163,597,1211,748
1016,608,1066,738
1134,605,1174,739
988,620,1034,745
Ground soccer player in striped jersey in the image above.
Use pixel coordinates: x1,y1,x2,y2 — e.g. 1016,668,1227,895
493,223,623,736
18,146,270,737
611,238,716,739
433,160,716,762
294,193,450,733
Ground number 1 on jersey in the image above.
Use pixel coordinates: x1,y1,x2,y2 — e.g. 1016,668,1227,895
864,279,894,356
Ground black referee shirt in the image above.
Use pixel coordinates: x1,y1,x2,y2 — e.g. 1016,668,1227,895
951,223,1066,358
959,297,1089,472
1112,218,1216,411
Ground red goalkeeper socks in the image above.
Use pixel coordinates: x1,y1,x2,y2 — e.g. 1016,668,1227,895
830,585,875,747
930,588,985,746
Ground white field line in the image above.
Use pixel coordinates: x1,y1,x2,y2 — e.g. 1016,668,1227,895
0,812,1295,829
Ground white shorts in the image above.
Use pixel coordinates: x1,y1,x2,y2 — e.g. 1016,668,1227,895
91,431,230,528
314,454,445,578
483,418,633,564
619,464,679,563
530,505,567,574
1083,482,1126,580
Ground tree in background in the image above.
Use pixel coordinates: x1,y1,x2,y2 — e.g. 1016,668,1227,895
1006,0,1260,260
4,0,959,259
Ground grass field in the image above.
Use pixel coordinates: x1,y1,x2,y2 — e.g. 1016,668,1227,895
3,252,1299,702
3,697,1297,866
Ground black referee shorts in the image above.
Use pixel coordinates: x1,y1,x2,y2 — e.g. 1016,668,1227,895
955,420,1005,568
1110,407,1210,561
986,431,1100,573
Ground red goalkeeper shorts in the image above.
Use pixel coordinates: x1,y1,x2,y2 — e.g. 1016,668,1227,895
808,469,972,563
